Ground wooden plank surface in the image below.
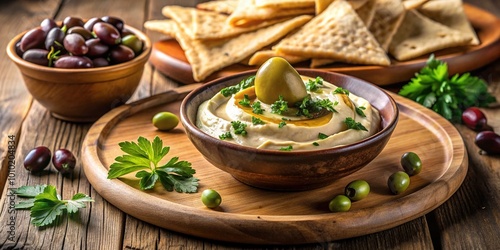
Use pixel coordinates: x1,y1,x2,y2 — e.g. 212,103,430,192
0,0,498,249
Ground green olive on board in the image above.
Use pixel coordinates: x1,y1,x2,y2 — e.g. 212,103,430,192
254,57,307,105
152,111,179,131
344,180,370,201
401,152,422,176
387,171,410,195
329,195,351,212
201,189,222,208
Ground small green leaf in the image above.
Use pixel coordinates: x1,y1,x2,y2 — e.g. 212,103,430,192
14,185,47,198
136,170,159,190
66,193,94,214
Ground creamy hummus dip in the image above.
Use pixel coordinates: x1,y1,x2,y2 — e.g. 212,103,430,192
196,76,380,151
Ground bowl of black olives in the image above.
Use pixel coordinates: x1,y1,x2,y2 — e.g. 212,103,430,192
6,16,151,122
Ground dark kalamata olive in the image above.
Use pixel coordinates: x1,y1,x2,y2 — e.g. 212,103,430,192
92,57,110,67
15,42,23,57
109,45,134,64
63,33,88,55
85,38,109,58
67,26,94,40
24,146,51,173
84,17,103,31
475,131,500,155
462,107,493,131
93,22,121,45
120,27,134,37
22,49,50,66
20,27,46,52
40,18,58,33
101,16,124,31
52,149,76,175
45,27,65,51
121,34,143,55
62,16,84,29
54,56,93,68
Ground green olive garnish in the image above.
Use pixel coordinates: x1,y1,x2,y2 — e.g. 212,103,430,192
152,111,179,131
254,57,307,105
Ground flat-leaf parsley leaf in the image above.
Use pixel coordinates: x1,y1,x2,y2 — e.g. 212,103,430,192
344,117,368,131
108,136,198,193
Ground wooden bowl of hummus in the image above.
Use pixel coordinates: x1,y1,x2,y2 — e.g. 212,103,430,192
180,69,398,191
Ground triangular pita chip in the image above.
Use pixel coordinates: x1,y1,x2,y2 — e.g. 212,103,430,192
247,50,308,66
256,0,315,9
389,10,472,61
315,0,335,14
173,15,312,81
227,0,315,27
196,0,239,14
275,0,390,66
144,19,177,38
348,0,369,9
356,0,377,26
402,0,428,10
368,0,406,51
417,0,479,45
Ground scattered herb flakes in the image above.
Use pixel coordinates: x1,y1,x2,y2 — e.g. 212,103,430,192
334,87,350,95
231,121,248,136
271,96,289,115
278,121,287,128
296,96,337,117
252,116,265,125
219,132,233,140
344,117,368,131
280,145,293,151
313,142,320,146
306,76,324,92
239,94,251,107
399,54,496,122
220,76,255,97
318,133,329,139
107,136,198,193
14,185,93,227
251,101,264,114
355,106,366,117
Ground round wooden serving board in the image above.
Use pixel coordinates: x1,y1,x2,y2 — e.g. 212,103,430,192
149,3,500,85
81,85,468,245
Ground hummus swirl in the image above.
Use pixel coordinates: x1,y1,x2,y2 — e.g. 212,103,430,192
196,76,380,150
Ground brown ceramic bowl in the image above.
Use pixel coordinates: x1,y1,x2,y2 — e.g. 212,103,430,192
180,69,399,191
6,24,151,122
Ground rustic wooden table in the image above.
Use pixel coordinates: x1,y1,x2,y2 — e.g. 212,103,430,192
1,0,499,249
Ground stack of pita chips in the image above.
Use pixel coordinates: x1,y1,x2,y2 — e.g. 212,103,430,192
145,0,480,82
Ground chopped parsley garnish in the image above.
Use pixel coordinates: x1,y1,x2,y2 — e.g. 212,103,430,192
278,120,287,128
344,117,368,131
334,87,350,95
355,106,366,117
231,121,248,136
239,94,251,107
271,96,289,115
220,76,255,97
318,133,329,139
296,96,337,117
313,142,320,146
252,116,265,125
251,101,264,114
280,145,293,151
219,132,232,140
399,54,496,122
108,136,198,193
306,76,324,92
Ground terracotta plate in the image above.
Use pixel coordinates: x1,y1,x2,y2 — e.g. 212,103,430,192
149,3,500,85
81,85,467,245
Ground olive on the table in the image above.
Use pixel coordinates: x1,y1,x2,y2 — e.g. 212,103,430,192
19,27,45,52
22,49,49,66
54,56,93,68
152,112,179,131
475,131,500,155
344,180,370,201
387,171,410,195
52,149,77,175
121,34,143,55
254,57,307,105
462,107,493,131
24,146,52,173
401,152,422,176
201,189,222,208
329,195,351,212
93,22,121,45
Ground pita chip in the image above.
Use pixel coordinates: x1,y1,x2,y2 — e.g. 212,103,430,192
356,0,377,26
275,0,390,66
247,50,308,66
418,0,479,45
227,0,315,27
315,0,335,14
389,10,472,61
144,19,177,38
368,0,406,51
174,15,312,81
256,0,315,9
196,0,239,14
402,0,428,10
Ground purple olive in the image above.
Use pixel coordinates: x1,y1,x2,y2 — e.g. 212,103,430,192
54,56,93,68
475,131,500,155
93,22,121,45
24,146,51,173
462,107,493,131
20,27,46,52
45,27,66,51
109,45,134,64
40,18,58,33
84,17,103,31
101,16,124,31
62,16,84,29
22,49,50,66
52,149,76,175
67,26,94,40
85,38,109,58
63,33,88,55
92,57,110,67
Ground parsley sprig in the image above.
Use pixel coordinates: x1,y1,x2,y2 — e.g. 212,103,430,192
344,117,368,131
399,54,496,122
306,76,324,92
221,76,255,97
14,185,94,227
108,136,198,193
